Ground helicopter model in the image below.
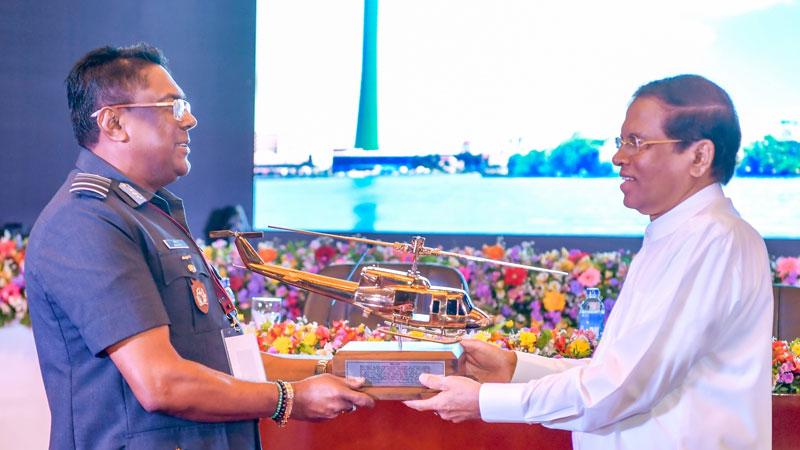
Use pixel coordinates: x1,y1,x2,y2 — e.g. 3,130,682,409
210,227,567,343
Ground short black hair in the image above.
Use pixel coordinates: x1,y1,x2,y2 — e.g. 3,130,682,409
65,43,168,149
633,74,741,184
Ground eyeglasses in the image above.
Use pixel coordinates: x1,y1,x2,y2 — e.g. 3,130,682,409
89,98,191,121
614,136,682,155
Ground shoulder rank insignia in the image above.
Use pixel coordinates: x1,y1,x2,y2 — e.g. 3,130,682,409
69,173,111,199
117,182,148,207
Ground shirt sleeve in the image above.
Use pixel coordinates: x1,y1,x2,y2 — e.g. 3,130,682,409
479,230,742,430
30,201,170,356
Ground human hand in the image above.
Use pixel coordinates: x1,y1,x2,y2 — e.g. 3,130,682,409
403,374,481,423
290,374,375,421
460,338,516,382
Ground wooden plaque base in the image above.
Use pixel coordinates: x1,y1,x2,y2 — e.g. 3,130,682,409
330,341,464,400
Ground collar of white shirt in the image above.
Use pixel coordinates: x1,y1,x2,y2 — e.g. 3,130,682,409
644,183,726,242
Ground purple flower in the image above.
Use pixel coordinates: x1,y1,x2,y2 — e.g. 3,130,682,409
609,278,619,287
508,246,521,262
501,304,513,318
604,298,616,321
780,371,795,384
787,273,798,286
569,280,583,295
530,301,543,322
475,283,491,299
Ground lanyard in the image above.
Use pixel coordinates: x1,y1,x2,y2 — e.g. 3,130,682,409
148,204,241,330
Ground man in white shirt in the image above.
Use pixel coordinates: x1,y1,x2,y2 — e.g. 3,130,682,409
405,74,773,449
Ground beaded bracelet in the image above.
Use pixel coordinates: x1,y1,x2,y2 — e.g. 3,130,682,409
279,382,295,427
271,381,286,421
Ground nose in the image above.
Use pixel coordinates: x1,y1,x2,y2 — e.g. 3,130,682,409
181,110,198,130
611,147,628,167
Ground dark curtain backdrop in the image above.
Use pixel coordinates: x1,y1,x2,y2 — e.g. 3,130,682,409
1,1,797,255
0,1,256,237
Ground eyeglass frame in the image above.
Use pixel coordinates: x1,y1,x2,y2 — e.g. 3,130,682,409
89,98,191,121
614,135,683,155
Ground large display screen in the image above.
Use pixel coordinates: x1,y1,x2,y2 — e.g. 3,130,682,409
254,1,799,237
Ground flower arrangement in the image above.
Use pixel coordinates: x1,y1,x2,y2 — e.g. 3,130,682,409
255,318,597,360
0,232,28,327
471,320,598,358
773,338,800,393
256,319,390,356
0,232,796,334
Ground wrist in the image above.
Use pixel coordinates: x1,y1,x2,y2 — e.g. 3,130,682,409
271,380,295,426
505,351,517,382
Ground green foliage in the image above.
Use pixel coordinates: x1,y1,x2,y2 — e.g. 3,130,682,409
737,135,800,177
507,135,613,177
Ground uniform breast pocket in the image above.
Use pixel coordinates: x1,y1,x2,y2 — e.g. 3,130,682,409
158,251,224,334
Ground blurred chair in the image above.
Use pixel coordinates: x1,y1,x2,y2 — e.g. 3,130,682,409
303,263,469,328
774,284,800,340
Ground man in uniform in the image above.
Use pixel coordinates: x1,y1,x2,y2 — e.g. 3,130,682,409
26,43,373,449
405,75,773,449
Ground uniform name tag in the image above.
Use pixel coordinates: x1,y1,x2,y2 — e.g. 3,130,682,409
163,239,189,249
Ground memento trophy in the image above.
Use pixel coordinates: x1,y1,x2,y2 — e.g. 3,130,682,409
212,228,566,399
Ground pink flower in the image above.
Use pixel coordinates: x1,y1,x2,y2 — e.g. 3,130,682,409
577,267,601,287
777,257,800,279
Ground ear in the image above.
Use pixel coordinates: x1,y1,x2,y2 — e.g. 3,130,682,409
688,139,714,179
95,108,129,143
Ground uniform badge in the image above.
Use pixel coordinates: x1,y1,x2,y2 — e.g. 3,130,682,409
191,279,209,314
187,263,197,273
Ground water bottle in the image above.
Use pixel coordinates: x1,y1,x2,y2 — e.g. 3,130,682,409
578,287,605,340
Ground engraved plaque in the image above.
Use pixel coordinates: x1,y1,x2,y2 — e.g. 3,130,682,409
331,341,464,400
345,360,445,387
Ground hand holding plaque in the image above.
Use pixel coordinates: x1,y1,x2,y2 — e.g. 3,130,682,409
328,341,465,400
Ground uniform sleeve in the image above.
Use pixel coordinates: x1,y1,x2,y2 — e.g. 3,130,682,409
30,201,170,356
479,230,741,430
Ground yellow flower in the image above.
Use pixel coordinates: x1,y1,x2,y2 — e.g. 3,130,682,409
566,338,591,358
518,331,536,350
504,320,514,329
472,331,491,342
272,336,292,354
558,259,575,273
575,257,593,273
791,341,800,356
542,290,566,312
302,332,318,348
203,247,214,260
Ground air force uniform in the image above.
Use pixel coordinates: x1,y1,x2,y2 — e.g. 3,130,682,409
26,149,260,449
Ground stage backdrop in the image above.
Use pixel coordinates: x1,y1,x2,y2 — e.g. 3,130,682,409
0,0,256,238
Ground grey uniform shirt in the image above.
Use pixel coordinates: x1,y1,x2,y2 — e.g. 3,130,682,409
26,149,260,449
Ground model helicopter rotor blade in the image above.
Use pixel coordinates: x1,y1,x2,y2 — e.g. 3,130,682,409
267,225,404,249
268,225,567,276
433,249,568,276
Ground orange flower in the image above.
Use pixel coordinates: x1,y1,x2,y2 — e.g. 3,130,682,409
542,290,566,312
483,244,505,260
258,247,277,263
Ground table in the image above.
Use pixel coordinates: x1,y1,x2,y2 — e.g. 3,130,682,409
260,401,572,450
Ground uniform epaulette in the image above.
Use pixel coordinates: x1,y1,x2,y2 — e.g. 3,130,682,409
69,173,111,199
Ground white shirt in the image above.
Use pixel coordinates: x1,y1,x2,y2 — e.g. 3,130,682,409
480,183,773,449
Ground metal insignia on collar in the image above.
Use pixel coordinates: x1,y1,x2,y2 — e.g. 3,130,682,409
118,182,147,206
